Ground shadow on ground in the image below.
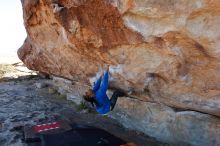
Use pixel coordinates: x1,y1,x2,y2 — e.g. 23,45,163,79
0,65,171,146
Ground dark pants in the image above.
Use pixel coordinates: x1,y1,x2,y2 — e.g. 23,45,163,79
110,90,125,111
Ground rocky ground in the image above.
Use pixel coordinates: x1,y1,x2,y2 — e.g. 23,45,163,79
0,64,170,146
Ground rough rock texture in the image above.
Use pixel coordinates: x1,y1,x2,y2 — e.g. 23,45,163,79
110,97,220,146
18,0,220,145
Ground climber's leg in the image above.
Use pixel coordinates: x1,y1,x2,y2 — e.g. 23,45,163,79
110,90,126,111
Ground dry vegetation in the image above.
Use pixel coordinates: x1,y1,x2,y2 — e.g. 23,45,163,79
0,64,18,78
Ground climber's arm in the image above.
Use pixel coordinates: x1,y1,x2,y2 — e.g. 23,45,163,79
92,76,102,92
99,69,109,93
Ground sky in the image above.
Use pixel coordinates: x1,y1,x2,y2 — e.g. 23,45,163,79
0,0,26,56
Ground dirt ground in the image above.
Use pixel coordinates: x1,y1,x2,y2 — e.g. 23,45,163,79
0,64,170,146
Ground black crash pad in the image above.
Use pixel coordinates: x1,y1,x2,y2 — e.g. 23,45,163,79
24,122,126,146
40,125,125,146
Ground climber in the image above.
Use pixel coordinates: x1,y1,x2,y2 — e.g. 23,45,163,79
83,66,125,114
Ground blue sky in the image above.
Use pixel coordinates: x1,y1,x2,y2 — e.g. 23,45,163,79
0,0,26,55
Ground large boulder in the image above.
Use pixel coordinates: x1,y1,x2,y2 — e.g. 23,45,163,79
110,97,220,146
18,0,220,145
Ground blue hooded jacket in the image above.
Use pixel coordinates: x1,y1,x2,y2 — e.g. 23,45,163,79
92,70,111,114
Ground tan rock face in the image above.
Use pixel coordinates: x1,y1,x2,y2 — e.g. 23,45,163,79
110,97,220,146
52,76,220,146
19,0,220,144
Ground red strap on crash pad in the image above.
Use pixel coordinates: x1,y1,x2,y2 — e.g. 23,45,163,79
33,122,61,133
